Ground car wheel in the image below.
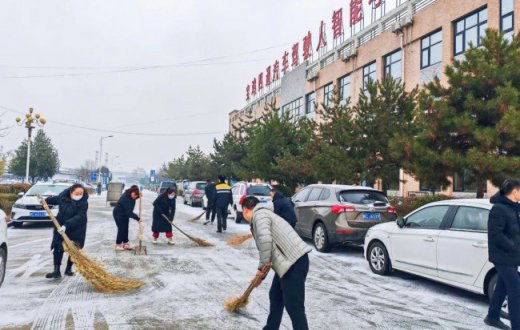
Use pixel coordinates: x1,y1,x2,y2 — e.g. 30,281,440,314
13,222,23,228
0,247,6,287
183,198,187,205
368,242,391,275
236,211,243,224
313,222,331,253
488,273,509,320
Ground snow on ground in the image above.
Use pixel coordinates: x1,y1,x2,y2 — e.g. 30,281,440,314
0,191,496,329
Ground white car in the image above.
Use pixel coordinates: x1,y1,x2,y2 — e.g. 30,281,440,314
364,199,507,313
10,182,72,228
0,208,7,287
231,182,272,223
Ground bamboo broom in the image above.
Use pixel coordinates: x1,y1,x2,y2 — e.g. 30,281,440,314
188,211,206,222
226,234,253,246
161,214,213,247
224,264,271,312
37,195,144,293
134,197,147,255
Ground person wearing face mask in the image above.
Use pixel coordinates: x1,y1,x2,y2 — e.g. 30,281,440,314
151,187,176,245
113,185,142,251
485,179,520,330
44,183,89,279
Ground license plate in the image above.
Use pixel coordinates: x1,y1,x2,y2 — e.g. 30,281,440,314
363,212,381,221
30,212,47,217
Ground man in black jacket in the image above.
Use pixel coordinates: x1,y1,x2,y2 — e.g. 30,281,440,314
270,187,297,228
213,175,232,233
204,179,217,225
486,179,520,330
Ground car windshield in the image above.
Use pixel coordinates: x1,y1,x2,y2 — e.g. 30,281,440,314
248,185,271,196
196,183,206,190
162,182,176,187
26,185,69,196
338,190,389,205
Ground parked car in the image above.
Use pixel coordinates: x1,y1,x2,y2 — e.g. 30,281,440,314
364,199,508,316
10,182,72,228
158,181,177,195
183,181,206,207
0,208,7,287
292,184,396,252
231,182,272,223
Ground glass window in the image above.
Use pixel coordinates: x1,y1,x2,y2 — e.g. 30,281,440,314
384,50,402,80
282,98,303,119
338,190,389,205
323,83,333,106
454,8,488,56
195,183,206,190
307,188,323,202
421,30,442,69
319,188,331,201
451,207,489,232
501,0,515,40
293,188,311,202
363,62,376,91
26,184,71,196
339,75,350,101
405,206,450,229
305,92,315,114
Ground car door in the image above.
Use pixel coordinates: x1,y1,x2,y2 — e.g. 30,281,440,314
293,188,312,238
301,188,324,237
391,205,450,277
437,206,490,286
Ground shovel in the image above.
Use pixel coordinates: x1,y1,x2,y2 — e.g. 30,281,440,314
134,196,147,255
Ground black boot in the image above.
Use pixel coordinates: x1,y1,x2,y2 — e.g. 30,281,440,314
484,316,511,330
45,265,62,279
64,260,74,276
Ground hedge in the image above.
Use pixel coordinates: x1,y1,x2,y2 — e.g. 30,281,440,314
0,183,31,195
0,193,20,217
388,194,454,217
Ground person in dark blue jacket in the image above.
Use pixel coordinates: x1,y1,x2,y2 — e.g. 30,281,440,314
113,185,141,251
485,179,520,330
270,187,297,228
213,176,232,233
204,179,217,225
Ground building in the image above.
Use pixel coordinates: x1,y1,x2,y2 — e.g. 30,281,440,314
229,0,518,197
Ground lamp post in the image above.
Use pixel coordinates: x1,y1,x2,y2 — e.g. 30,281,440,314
98,135,113,186
15,108,46,183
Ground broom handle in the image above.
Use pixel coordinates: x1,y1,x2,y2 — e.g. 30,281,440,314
161,214,193,240
138,197,143,243
37,194,73,243
242,264,271,298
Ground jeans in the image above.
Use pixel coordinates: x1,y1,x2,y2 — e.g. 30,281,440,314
216,207,228,231
488,264,520,329
264,254,309,330
206,202,216,221
115,217,129,244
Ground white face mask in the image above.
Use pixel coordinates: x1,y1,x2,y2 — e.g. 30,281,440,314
168,195,175,200
72,195,83,201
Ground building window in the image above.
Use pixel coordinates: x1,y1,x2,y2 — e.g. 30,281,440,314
452,170,487,193
323,83,333,106
363,62,376,91
282,98,302,119
454,7,488,56
305,92,315,114
339,75,350,102
383,50,402,81
421,29,442,69
501,0,515,40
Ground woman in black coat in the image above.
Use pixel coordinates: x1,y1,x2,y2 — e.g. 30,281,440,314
113,185,141,251
45,183,89,279
151,188,176,245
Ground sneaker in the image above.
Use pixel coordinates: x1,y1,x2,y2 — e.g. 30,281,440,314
168,238,174,245
216,230,222,233
115,244,125,251
152,238,158,244
123,242,135,250
203,221,210,225
484,316,511,330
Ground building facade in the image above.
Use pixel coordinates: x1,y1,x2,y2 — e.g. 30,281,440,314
229,0,518,197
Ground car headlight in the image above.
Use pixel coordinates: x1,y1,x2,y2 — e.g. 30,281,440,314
13,204,25,209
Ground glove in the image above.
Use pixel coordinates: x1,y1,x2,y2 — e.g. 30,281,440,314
59,226,66,233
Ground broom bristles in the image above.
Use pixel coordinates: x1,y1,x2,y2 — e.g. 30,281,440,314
190,237,214,247
188,212,206,222
224,295,249,312
226,234,253,246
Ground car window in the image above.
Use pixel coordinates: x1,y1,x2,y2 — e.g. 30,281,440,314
26,185,70,196
307,188,323,202
196,183,206,190
451,207,489,232
338,190,389,204
239,185,245,195
293,188,311,202
405,206,450,229
248,185,271,196
319,188,330,201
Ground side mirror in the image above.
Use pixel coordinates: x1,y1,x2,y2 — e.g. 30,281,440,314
396,218,405,228
18,192,24,197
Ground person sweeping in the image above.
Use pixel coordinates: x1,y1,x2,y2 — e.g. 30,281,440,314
45,183,88,279
113,185,141,251
241,196,312,330
151,187,176,245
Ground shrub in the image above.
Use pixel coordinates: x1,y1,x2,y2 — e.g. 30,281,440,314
0,183,31,195
388,194,453,217
0,193,21,217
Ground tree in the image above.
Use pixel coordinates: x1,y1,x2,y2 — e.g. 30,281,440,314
396,30,520,197
78,159,97,182
9,129,60,183
211,133,248,181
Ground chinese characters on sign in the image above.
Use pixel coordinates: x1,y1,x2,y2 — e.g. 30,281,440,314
273,60,280,81
332,8,344,44
282,51,289,75
266,65,272,87
251,78,257,96
246,85,250,102
316,20,327,52
303,31,313,61
258,72,264,91
350,0,364,27
369,0,382,8
292,42,299,67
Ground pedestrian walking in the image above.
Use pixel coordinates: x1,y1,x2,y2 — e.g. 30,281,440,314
113,185,141,251
485,178,520,330
97,182,102,196
214,175,232,233
270,187,297,228
151,187,176,245
242,196,312,330
204,179,217,225
45,183,89,279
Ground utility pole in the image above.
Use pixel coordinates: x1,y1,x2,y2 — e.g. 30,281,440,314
16,108,46,183
98,135,113,186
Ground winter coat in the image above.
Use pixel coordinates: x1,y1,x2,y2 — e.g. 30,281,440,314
251,204,312,278
488,193,520,266
214,183,233,209
205,183,216,207
46,188,89,250
272,192,297,228
113,194,139,222
152,194,176,233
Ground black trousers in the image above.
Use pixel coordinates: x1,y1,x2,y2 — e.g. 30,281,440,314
488,264,520,329
53,246,73,269
115,217,129,244
216,207,228,231
205,202,217,221
264,254,309,330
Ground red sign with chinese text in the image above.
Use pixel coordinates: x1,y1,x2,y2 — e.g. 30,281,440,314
316,20,327,51
273,60,280,81
303,31,312,61
266,65,272,86
282,51,289,75
350,0,363,26
292,42,299,67
332,8,344,40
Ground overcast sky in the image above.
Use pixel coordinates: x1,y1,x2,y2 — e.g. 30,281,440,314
0,0,380,173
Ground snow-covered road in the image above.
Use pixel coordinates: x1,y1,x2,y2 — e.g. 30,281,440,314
0,191,495,329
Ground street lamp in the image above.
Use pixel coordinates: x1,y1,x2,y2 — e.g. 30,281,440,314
98,135,113,185
15,108,46,183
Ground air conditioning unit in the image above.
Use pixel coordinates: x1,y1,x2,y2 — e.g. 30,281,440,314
341,49,357,62
392,14,413,34
307,70,318,81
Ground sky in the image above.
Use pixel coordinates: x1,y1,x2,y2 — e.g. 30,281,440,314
0,0,379,173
